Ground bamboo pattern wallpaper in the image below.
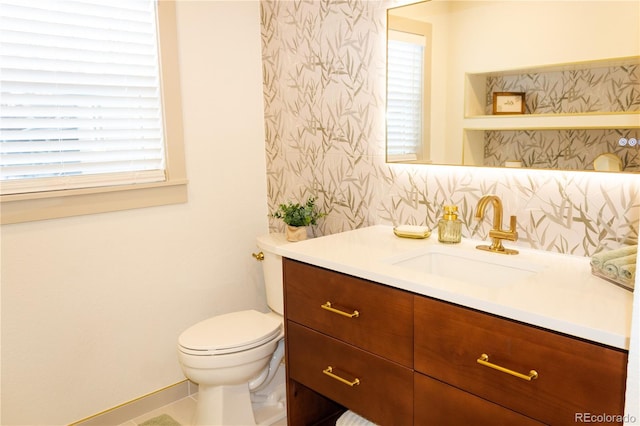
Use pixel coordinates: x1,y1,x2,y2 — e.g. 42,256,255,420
260,0,639,257
484,129,640,171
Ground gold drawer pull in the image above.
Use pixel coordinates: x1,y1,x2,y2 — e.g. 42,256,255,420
321,301,359,318
323,366,360,387
477,353,539,381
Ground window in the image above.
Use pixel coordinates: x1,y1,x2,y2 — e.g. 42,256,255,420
386,16,432,163
0,0,187,224
387,30,426,162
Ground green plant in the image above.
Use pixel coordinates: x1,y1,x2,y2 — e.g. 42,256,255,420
272,197,326,227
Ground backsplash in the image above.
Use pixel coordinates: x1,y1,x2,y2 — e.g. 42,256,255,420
260,0,639,256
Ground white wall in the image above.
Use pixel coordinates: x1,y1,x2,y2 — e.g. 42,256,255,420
0,1,269,424
626,256,640,424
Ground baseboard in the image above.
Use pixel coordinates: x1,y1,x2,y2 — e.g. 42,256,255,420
71,380,197,426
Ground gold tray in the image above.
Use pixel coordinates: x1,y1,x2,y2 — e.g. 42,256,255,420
393,226,431,239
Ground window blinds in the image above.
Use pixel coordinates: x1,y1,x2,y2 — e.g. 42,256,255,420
0,0,166,195
386,30,425,162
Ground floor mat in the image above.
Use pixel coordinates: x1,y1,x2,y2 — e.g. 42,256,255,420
138,414,181,426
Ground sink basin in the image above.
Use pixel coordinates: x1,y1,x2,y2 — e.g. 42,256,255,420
387,245,545,287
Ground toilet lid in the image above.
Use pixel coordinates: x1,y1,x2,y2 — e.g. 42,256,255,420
178,310,282,355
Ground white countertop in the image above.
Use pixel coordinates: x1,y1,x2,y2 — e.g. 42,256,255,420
275,225,634,350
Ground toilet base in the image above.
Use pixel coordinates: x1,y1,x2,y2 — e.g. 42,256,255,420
252,366,286,425
194,365,286,426
195,382,255,426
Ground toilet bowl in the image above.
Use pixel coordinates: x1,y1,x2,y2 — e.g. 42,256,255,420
177,234,289,426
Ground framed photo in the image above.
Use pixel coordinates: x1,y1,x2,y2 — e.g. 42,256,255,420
492,92,525,115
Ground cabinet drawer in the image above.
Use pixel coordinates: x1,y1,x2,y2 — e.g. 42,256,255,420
284,259,413,367
415,373,546,426
414,296,628,425
287,321,413,426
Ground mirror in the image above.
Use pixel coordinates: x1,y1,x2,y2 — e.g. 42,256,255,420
386,1,640,172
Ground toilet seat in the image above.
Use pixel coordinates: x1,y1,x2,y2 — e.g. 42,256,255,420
178,310,282,356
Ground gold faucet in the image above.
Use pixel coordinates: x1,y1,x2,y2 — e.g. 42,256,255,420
475,195,519,255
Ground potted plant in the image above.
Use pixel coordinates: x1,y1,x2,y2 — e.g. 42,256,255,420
272,197,326,241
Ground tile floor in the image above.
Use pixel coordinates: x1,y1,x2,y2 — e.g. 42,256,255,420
117,395,196,426
118,394,287,426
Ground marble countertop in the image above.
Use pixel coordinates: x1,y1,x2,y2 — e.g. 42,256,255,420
275,225,634,350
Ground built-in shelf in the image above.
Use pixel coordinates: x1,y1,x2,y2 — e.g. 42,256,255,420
462,57,640,168
464,56,640,130
468,56,640,78
463,112,640,131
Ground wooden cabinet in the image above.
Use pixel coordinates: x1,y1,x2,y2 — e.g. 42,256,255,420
414,373,545,426
284,258,413,368
283,258,413,425
414,297,628,425
283,258,629,425
287,322,413,425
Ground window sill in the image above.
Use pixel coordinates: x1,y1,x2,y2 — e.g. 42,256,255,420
0,180,188,224
0,2,188,225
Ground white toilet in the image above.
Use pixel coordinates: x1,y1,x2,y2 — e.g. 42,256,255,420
177,233,290,426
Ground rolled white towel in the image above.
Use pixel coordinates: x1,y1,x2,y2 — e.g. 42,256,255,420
336,410,378,426
591,245,637,269
603,254,637,278
619,263,636,281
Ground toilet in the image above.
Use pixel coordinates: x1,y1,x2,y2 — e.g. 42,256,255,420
177,233,290,426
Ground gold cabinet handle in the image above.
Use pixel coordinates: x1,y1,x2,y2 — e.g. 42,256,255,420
321,301,359,318
251,252,264,261
322,366,360,387
477,353,538,381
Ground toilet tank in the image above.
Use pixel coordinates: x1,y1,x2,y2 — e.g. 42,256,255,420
256,233,290,315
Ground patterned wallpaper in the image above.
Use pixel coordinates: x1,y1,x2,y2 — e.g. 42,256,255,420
484,129,640,171
260,0,639,257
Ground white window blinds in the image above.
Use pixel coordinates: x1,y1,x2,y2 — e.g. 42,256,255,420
386,30,425,162
0,0,166,195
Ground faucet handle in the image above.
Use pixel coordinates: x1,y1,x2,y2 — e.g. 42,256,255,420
505,215,518,242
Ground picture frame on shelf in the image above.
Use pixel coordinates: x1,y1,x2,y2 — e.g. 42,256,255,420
492,92,525,115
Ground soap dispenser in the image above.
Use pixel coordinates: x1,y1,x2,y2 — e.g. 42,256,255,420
438,205,462,244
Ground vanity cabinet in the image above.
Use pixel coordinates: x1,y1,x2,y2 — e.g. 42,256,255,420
284,257,413,368
414,373,545,426
283,258,413,425
287,322,413,425
283,258,629,425
414,297,628,425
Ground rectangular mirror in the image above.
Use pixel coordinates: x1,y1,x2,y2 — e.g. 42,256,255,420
386,0,640,172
